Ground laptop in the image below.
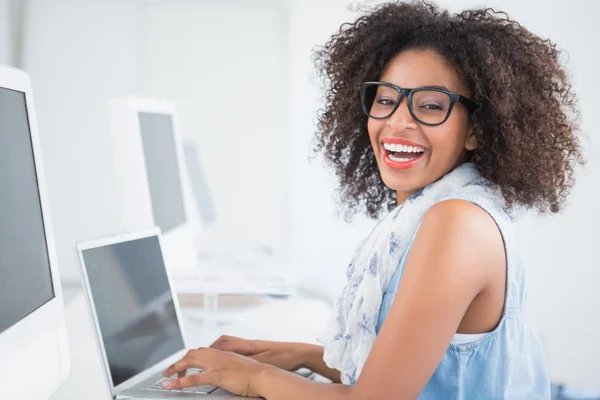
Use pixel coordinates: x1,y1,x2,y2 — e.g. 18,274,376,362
76,228,247,399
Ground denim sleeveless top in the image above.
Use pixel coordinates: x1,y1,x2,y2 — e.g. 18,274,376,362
375,195,551,399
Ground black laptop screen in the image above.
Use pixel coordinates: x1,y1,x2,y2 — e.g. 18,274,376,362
81,235,185,387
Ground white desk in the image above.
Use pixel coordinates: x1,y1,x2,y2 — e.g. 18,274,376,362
50,288,332,400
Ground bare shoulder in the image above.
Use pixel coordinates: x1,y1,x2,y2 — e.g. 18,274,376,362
421,199,502,244
411,199,505,280
423,199,498,230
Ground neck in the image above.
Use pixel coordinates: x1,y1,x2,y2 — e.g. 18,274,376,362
396,160,474,205
396,190,416,205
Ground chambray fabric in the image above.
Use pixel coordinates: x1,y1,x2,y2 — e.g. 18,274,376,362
376,194,551,399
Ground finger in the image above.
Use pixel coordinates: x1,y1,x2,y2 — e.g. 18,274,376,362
214,341,250,354
209,335,230,349
165,348,217,377
210,335,244,350
212,338,254,355
177,370,187,379
163,356,192,377
210,335,243,350
163,371,218,390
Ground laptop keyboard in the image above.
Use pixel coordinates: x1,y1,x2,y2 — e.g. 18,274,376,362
140,368,218,395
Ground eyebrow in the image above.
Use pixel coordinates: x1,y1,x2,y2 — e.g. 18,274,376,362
424,84,451,91
380,82,452,91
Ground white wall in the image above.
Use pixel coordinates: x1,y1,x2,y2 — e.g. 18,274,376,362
21,0,143,283
16,0,293,278
286,0,378,301
139,0,290,254
287,0,600,388
0,0,12,65
19,0,291,286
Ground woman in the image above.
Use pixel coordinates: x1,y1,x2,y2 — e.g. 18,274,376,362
161,1,584,398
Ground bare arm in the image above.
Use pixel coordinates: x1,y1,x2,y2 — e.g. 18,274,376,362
255,368,352,399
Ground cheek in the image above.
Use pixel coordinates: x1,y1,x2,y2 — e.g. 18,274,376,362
427,122,469,157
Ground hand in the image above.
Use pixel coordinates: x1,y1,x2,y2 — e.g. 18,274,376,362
210,335,305,372
162,347,274,397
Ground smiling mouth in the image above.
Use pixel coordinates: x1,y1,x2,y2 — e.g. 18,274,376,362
382,142,426,162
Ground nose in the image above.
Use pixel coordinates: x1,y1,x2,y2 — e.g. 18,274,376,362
386,98,418,130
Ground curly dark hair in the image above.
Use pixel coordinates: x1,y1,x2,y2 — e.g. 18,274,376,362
312,0,584,219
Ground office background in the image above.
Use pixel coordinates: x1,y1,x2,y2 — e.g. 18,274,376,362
0,0,598,389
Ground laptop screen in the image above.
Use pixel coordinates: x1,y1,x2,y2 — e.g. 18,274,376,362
81,235,185,387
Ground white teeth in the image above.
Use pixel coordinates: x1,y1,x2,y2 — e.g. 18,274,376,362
388,154,413,162
382,142,425,153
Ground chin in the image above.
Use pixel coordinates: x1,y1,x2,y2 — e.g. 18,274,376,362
381,174,424,194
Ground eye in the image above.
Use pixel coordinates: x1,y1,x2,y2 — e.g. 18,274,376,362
420,103,444,111
376,98,396,106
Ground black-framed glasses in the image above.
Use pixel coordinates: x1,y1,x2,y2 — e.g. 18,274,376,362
358,82,478,126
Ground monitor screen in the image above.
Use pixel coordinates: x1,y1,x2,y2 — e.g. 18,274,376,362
138,112,186,233
183,143,217,225
81,235,185,387
0,87,54,334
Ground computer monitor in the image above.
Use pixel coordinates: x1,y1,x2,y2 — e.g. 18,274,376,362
0,66,70,399
108,98,201,280
183,141,217,226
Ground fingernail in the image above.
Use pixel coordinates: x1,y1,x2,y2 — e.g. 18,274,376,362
163,381,172,389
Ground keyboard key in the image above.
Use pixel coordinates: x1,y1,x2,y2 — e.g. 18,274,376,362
139,370,212,393
182,385,218,394
188,368,204,374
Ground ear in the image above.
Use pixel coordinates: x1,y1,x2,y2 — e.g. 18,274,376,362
465,127,477,151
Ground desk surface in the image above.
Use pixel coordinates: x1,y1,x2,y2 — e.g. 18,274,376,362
50,288,332,400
